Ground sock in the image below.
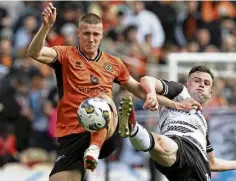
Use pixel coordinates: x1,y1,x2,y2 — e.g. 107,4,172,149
130,123,138,136
90,128,107,149
129,124,155,152
84,144,100,160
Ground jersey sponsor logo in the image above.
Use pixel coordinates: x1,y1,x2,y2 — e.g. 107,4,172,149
167,107,191,115
104,62,113,72
164,120,198,130
163,125,193,134
75,85,109,94
90,74,99,85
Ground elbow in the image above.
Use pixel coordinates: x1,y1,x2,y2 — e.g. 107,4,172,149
27,50,35,59
210,165,220,172
140,76,156,90
27,47,38,60
209,162,220,172
140,76,151,85
27,49,34,59
209,163,216,171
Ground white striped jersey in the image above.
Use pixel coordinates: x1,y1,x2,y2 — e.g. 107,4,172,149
158,79,213,161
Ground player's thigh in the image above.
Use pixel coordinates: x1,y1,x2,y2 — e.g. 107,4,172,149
106,102,118,139
107,112,118,138
98,93,118,139
49,170,82,181
149,132,179,167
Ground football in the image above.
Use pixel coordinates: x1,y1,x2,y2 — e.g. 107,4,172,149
77,97,111,132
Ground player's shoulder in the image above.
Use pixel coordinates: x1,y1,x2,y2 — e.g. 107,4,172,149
53,45,77,52
102,51,121,63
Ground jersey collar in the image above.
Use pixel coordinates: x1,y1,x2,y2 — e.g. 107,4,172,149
77,46,102,62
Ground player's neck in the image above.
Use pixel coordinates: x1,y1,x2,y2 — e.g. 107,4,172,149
84,52,97,60
78,46,100,61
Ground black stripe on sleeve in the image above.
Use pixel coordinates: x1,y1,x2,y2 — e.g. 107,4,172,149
157,79,184,99
206,134,214,153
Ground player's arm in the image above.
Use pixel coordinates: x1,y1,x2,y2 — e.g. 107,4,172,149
140,76,201,111
208,151,236,171
122,76,180,110
122,76,146,100
27,3,57,64
206,134,236,171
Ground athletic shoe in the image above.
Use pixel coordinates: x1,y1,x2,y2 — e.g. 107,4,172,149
83,145,100,171
118,96,136,137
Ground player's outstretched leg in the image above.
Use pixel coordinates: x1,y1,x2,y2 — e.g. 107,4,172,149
118,96,154,151
118,96,179,167
84,94,118,171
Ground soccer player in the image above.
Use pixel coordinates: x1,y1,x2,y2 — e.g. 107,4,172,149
27,3,200,181
26,3,153,180
119,65,236,181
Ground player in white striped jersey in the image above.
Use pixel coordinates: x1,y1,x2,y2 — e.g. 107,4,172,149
119,65,236,181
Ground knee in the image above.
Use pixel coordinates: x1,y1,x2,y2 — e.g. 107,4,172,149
49,171,82,181
151,133,178,152
150,133,168,154
49,176,60,181
49,174,66,181
149,133,178,166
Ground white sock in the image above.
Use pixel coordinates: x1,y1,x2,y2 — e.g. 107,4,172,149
129,124,154,151
130,123,138,136
84,144,100,160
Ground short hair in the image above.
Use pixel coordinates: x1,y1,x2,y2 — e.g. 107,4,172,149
79,13,102,26
188,65,214,80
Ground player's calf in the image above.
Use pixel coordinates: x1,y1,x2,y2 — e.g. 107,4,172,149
84,128,107,171
118,96,179,166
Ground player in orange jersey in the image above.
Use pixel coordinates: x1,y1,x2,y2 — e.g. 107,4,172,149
27,3,200,181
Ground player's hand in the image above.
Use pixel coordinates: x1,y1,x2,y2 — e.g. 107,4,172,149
175,98,202,112
42,3,56,27
143,93,159,111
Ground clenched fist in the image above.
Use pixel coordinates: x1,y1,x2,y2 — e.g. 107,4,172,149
143,93,159,111
42,3,57,27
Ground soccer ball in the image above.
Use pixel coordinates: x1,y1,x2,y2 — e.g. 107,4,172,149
77,97,111,132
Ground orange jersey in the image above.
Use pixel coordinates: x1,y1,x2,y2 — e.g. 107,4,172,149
50,46,130,137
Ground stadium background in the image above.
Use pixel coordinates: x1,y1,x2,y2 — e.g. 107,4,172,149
0,1,235,181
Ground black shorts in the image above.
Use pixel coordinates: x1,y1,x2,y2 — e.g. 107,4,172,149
154,136,211,181
49,127,121,178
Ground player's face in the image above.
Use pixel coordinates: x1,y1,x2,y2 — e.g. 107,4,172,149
77,23,103,56
186,71,213,104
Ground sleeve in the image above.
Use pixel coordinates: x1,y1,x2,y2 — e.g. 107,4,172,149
158,79,184,99
114,58,130,84
47,87,58,108
50,46,68,66
206,133,214,153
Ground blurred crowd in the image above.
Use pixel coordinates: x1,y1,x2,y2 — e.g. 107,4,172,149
0,1,235,177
